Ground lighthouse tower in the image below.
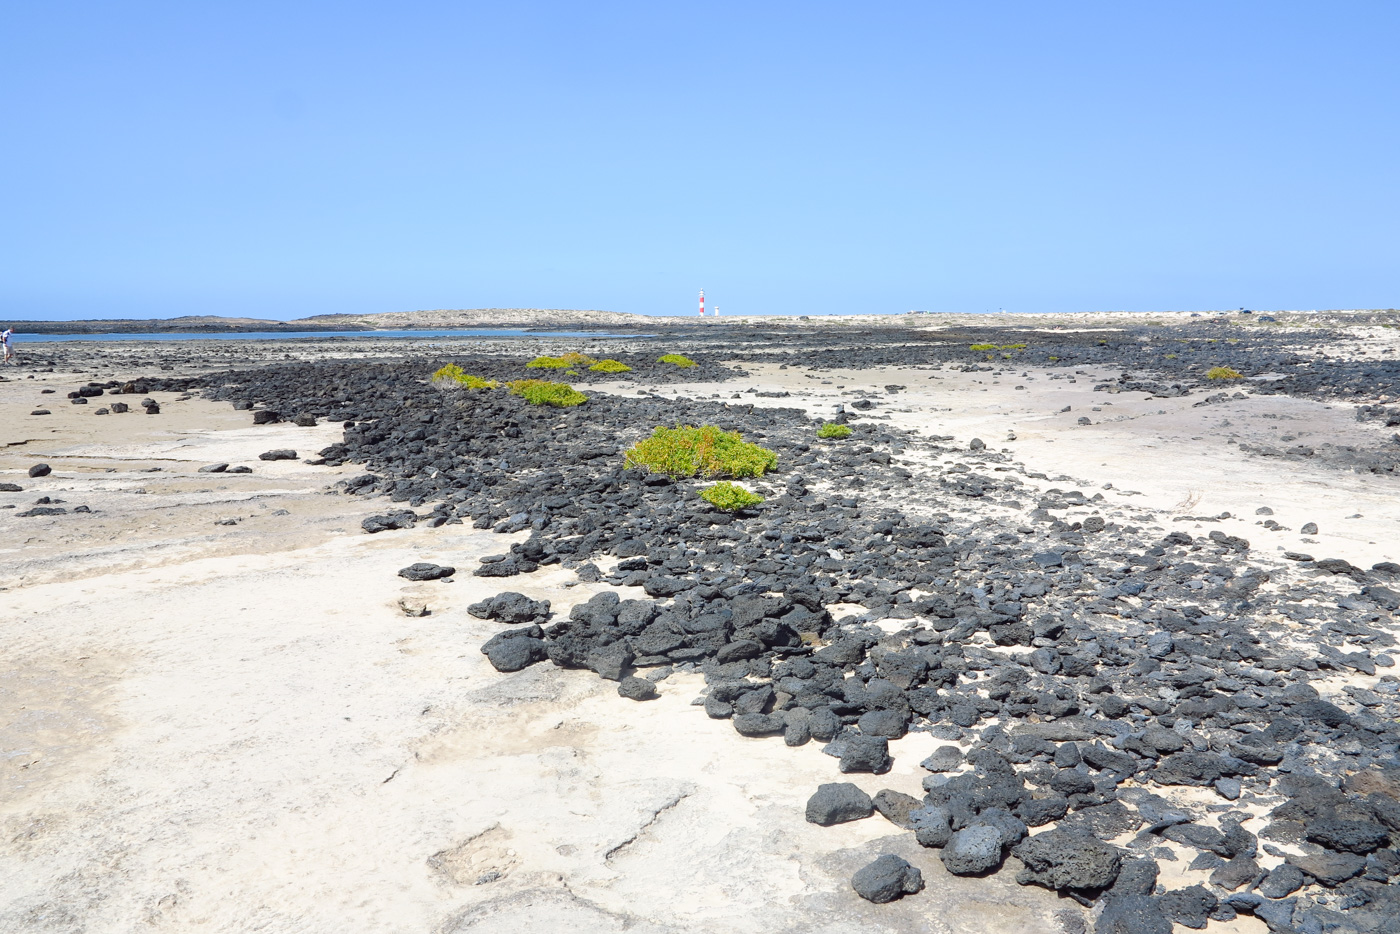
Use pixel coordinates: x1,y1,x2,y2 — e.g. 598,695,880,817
698,290,705,317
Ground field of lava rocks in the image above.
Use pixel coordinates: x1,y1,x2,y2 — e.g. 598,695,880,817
14,315,1400,934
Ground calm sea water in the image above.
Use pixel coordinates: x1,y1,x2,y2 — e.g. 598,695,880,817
13,328,648,344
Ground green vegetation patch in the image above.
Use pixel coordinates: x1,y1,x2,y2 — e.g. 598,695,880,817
700,481,764,513
1206,366,1244,380
969,343,1027,352
527,351,596,369
657,353,696,368
625,425,777,479
506,379,588,407
433,363,467,382
816,422,852,439
589,359,632,373
431,363,498,390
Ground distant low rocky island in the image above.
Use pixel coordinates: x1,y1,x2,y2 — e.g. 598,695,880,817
9,309,649,334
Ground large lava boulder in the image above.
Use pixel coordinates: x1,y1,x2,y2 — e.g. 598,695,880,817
1013,828,1122,892
481,627,547,672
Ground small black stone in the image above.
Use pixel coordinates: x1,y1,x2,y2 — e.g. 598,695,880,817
397,563,454,581
617,676,658,701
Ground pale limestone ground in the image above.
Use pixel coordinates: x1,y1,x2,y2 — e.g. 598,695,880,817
8,349,1388,933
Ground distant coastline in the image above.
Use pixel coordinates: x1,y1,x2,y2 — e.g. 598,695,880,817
13,328,654,343
5,309,656,335
9,317,358,335
6,306,1396,335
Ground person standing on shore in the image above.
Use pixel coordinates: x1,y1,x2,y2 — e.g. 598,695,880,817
1,327,14,365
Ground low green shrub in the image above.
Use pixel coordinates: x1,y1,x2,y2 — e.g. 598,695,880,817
657,353,696,368
589,359,632,373
529,351,598,369
969,343,996,351
433,363,467,381
700,481,764,513
431,364,498,390
506,379,587,406
625,425,777,479
564,368,580,377
816,422,852,439
1206,366,1244,380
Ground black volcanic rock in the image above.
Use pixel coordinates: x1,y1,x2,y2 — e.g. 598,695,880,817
805,782,873,826
481,627,547,672
397,562,454,581
851,854,923,904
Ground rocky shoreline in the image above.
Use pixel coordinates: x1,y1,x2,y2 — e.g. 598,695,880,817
3,313,1400,933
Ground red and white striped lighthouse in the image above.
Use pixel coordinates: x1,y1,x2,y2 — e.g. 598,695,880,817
698,289,705,317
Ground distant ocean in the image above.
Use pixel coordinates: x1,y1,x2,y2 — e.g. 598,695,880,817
14,328,651,343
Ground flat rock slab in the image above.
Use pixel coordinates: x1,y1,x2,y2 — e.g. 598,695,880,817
398,562,455,581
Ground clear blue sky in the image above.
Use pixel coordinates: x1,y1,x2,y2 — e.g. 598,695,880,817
3,2,1397,321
